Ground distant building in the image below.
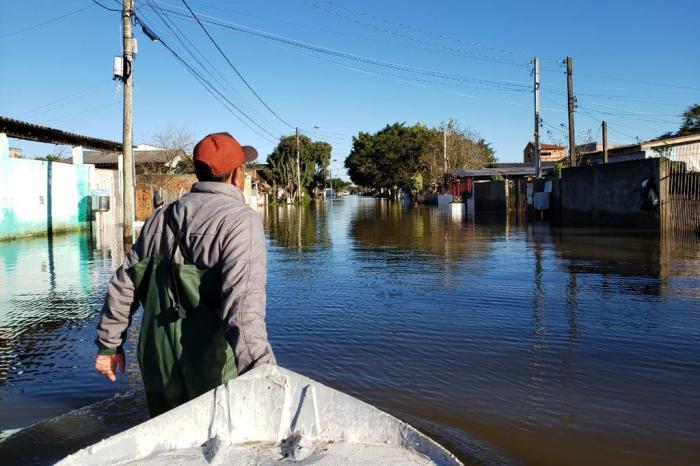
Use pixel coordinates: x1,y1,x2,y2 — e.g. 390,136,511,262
578,133,700,171
9,147,22,158
576,141,618,154
523,142,566,164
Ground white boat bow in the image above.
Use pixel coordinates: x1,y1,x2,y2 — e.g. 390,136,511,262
58,365,462,465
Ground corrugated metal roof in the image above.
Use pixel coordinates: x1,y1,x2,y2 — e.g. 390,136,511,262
0,116,122,151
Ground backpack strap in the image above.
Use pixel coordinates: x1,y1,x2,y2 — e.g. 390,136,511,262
162,204,187,320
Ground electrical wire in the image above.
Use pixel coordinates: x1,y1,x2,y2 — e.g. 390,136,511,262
180,0,296,129
301,0,528,67
575,106,641,141
43,102,120,126
134,13,281,142
145,3,348,147
287,43,530,94
0,5,94,40
153,5,531,91
16,80,113,119
91,0,121,12
141,1,284,138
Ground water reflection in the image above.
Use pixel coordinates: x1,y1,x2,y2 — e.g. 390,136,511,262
0,230,125,430
262,202,331,252
349,200,487,261
1,197,699,466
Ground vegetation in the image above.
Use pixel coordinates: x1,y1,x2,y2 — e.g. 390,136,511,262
266,134,332,201
660,104,700,139
344,120,494,198
328,177,352,193
154,126,195,175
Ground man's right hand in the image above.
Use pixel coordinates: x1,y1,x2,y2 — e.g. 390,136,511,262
95,353,125,382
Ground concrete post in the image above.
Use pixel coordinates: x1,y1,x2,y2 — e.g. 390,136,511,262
0,133,9,159
72,145,84,165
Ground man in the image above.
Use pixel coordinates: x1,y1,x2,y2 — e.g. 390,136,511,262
94,132,275,417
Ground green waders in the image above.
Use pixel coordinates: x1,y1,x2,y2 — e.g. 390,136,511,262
131,205,237,417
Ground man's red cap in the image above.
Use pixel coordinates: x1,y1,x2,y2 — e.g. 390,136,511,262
193,132,258,176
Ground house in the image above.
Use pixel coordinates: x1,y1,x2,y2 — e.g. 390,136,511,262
448,163,555,216
80,145,187,173
578,133,700,171
9,147,22,158
523,142,566,164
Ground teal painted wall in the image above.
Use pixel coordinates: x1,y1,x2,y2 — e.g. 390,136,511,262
0,157,92,240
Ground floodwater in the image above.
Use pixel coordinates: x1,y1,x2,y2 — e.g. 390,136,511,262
1,196,699,465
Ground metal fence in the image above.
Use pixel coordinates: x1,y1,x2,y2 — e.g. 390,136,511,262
661,143,700,238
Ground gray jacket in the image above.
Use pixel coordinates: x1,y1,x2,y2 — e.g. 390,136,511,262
96,181,276,373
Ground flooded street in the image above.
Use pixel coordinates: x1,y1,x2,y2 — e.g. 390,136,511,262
1,196,699,465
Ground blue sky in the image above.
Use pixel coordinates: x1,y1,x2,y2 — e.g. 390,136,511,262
2,0,699,177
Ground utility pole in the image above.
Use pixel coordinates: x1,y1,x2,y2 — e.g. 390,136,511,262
122,0,135,245
295,127,301,203
602,121,608,164
566,56,576,167
533,56,541,177
443,126,448,193
443,127,448,175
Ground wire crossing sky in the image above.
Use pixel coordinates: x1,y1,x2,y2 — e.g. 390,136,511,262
2,0,699,174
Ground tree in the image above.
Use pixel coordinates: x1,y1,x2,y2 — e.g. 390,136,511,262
660,104,700,139
678,104,700,136
37,145,69,162
421,119,495,189
345,122,434,198
267,134,332,201
149,126,195,175
328,177,351,193
345,120,495,198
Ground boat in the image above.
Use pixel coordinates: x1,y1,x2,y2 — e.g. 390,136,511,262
57,365,462,465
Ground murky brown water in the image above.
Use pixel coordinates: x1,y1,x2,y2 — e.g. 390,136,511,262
1,196,699,465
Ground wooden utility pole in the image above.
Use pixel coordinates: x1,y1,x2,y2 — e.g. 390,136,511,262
566,56,576,167
122,0,135,245
295,127,301,202
533,56,541,177
602,121,608,164
443,127,448,176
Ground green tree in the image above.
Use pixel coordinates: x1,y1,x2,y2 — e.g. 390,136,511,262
678,104,700,136
345,122,434,198
267,135,332,201
660,103,700,139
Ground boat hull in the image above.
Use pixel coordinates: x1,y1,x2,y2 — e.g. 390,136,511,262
58,365,461,465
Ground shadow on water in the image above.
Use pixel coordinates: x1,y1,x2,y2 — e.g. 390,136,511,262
0,390,148,466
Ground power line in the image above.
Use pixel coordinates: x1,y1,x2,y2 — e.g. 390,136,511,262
301,0,528,66
16,80,113,119
269,38,530,99
180,0,296,129
576,106,641,141
134,14,281,142
0,5,94,40
575,72,700,92
156,0,517,65
146,4,347,147
91,0,121,12
155,6,531,91
141,1,284,137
